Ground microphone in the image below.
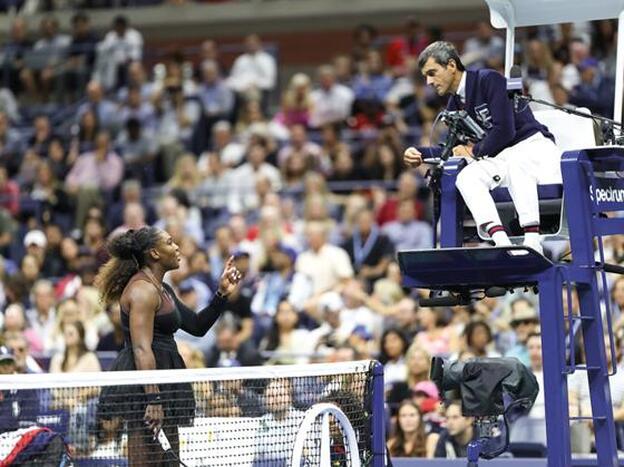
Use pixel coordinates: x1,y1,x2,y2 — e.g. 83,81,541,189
507,65,523,112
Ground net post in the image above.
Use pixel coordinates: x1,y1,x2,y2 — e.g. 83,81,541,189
371,360,385,467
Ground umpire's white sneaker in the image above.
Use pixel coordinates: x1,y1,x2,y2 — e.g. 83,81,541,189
523,237,544,255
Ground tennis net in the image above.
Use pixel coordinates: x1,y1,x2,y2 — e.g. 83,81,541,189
0,360,385,466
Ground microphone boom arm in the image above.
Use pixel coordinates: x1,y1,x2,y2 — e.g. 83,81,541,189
515,94,624,145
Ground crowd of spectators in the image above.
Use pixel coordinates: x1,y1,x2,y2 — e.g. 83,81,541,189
0,8,622,460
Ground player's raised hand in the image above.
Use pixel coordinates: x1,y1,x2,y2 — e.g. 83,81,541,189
403,147,423,168
217,256,243,296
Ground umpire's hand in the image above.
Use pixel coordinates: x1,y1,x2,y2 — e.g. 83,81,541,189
403,147,423,168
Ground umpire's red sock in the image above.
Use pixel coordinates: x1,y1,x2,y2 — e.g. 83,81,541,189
484,222,511,246
522,224,543,253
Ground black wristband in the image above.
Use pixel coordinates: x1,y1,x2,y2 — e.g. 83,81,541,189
145,393,162,405
215,290,228,299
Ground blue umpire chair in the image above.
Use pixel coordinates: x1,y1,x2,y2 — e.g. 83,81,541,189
397,0,624,463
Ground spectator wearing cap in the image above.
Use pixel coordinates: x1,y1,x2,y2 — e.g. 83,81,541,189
296,221,354,295
504,300,540,366
251,244,312,338
0,346,40,433
347,324,375,359
23,228,59,277
569,56,615,116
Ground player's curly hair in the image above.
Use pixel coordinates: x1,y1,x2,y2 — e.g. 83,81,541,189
95,227,161,306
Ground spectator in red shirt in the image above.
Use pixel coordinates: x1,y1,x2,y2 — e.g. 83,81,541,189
0,165,20,217
386,17,430,75
376,171,425,225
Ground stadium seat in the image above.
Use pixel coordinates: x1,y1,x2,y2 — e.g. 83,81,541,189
475,107,597,243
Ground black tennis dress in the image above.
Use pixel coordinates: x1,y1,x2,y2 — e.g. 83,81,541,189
98,271,227,428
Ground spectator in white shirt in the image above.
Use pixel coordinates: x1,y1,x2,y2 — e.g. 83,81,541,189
94,15,143,90
25,279,57,354
228,34,277,113
295,221,354,295
198,120,245,169
228,141,282,214
309,64,354,128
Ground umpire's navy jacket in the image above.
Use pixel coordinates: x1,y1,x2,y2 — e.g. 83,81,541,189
446,69,554,158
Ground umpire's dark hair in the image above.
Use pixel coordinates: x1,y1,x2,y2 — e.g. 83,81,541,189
417,41,465,72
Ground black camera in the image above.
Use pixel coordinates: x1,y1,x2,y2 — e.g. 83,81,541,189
439,110,487,161
430,356,538,417
430,356,539,461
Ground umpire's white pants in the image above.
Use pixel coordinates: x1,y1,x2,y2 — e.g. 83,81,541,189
455,132,562,236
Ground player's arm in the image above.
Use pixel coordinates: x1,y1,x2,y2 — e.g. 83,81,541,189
128,281,160,395
168,256,242,337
